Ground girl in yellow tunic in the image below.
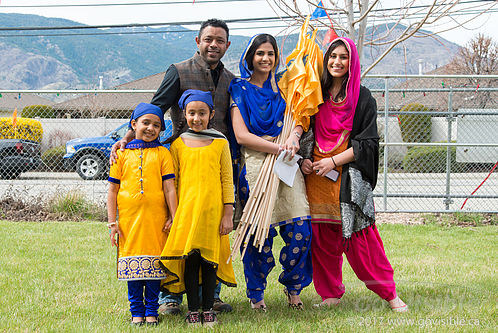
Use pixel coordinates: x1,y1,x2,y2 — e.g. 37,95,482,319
107,103,178,326
160,89,236,327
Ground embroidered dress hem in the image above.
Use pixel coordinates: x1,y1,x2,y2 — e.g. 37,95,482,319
118,256,168,280
271,215,311,228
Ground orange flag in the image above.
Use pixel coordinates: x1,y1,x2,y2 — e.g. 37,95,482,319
12,107,18,128
278,16,323,131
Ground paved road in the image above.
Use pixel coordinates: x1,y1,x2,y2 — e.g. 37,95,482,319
1,171,496,212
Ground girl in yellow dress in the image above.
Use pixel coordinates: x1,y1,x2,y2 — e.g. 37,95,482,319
107,103,178,326
160,89,236,327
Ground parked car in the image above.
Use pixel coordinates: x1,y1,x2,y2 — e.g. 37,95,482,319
0,139,42,179
64,120,172,180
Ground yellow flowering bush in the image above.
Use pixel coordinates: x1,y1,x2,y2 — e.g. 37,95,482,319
0,117,43,142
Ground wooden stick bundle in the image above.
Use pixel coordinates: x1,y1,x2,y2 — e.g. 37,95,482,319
229,111,294,261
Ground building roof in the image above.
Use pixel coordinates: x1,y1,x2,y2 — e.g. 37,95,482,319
54,72,166,117
371,65,498,112
0,92,54,113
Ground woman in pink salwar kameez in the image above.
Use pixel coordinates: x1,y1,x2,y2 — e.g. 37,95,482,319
300,37,408,312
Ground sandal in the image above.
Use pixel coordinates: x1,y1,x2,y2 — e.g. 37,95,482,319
250,300,267,312
284,288,304,310
145,316,158,326
130,317,144,326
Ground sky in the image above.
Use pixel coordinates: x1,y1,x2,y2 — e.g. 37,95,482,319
0,0,496,46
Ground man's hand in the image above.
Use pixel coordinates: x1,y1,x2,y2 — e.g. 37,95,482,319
110,139,127,165
110,128,135,165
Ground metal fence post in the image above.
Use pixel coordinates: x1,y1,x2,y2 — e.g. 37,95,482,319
383,78,389,211
444,87,454,210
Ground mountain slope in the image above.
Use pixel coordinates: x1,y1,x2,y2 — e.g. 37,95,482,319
0,13,460,89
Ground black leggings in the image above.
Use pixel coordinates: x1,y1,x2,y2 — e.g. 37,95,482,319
184,251,217,311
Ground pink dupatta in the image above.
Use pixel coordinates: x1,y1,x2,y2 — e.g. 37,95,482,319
315,37,361,153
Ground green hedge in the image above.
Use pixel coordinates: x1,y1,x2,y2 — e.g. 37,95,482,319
402,145,467,173
41,145,66,171
399,103,431,143
22,105,56,118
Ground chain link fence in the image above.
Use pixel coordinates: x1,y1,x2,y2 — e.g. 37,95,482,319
0,75,497,213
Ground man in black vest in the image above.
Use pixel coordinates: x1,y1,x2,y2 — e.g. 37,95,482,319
110,18,234,316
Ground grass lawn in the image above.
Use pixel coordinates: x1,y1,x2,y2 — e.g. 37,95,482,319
0,220,496,332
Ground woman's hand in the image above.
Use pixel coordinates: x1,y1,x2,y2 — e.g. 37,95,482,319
283,134,300,159
312,158,335,177
219,215,233,235
109,225,122,247
300,159,313,174
283,127,303,159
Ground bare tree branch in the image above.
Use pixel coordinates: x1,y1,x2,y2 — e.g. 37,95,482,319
267,0,496,76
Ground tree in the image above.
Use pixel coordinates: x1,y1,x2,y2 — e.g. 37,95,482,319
449,33,498,75
447,33,497,108
268,0,497,76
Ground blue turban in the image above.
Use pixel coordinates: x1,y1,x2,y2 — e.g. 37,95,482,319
178,89,214,111
129,103,165,130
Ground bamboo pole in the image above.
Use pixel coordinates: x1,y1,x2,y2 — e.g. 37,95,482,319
230,107,296,260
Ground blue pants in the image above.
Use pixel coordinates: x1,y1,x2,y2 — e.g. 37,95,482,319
127,280,161,318
243,220,313,304
158,282,222,305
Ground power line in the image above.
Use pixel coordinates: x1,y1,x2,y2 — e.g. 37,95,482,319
0,0,492,8
0,6,496,38
0,16,292,31
0,0,493,35
0,0,262,8
0,25,291,38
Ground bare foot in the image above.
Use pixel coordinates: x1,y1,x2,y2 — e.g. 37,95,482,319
145,316,158,323
314,298,341,307
389,296,408,312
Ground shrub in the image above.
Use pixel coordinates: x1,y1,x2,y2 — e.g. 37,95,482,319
0,117,43,142
402,144,467,173
22,105,56,118
41,145,66,171
48,130,73,149
398,103,431,143
48,191,106,221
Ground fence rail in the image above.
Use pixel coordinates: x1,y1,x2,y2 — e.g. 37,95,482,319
0,74,497,213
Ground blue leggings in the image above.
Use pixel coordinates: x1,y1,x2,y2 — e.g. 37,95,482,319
127,280,161,318
242,220,313,303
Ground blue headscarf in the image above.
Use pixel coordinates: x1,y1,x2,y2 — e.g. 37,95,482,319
128,102,165,131
178,89,214,111
228,34,285,137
